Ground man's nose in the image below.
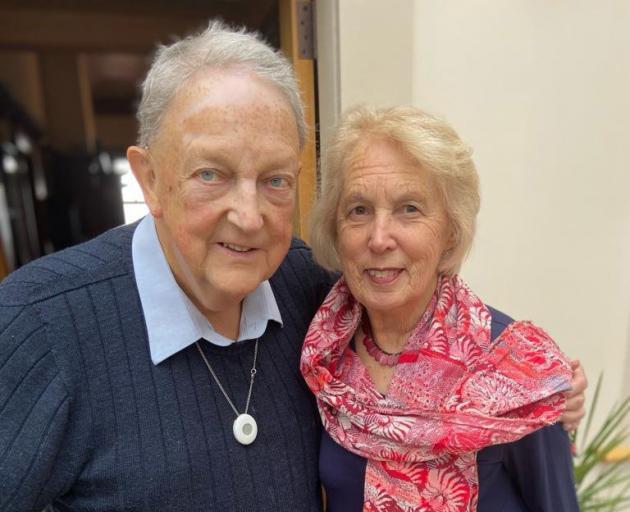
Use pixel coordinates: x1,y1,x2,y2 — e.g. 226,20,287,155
226,181,264,233
367,213,396,253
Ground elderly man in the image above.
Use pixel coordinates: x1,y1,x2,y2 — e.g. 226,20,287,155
0,21,584,512
1,21,332,512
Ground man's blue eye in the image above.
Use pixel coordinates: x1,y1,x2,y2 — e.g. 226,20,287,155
199,170,218,182
269,177,286,188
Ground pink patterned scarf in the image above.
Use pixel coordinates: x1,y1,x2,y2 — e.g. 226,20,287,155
300,274,571,512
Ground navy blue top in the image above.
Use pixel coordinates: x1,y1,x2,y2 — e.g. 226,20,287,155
320,306,579,511
0,224,335,512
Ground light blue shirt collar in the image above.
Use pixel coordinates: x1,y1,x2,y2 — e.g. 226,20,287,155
132,215,283,365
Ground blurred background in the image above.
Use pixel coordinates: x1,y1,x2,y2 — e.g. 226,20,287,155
0,0,283,269
0,0,628,449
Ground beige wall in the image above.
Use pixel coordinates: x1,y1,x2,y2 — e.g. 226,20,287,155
316,0,415,155
337,0,414,110
317,0,630,427
413,0,630,427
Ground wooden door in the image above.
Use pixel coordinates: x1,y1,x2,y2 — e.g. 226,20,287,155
279,0,317,242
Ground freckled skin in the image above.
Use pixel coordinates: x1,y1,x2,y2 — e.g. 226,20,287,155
336,137,453,363
131,69,300,337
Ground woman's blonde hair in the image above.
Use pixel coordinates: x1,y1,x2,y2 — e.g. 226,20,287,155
310,105,480,275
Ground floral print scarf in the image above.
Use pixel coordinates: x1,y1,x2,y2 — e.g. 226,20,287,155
300,274,571,511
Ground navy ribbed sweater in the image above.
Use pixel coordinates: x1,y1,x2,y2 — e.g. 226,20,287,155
0,222,334,512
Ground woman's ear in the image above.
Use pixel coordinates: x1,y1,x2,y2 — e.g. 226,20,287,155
126,146,162,218
439,224,459,273
446,226,458,254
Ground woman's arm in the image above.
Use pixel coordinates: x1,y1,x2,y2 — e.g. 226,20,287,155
486,306,587,432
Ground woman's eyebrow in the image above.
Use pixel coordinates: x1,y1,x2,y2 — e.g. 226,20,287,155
340,191,367,204
396,190,428,203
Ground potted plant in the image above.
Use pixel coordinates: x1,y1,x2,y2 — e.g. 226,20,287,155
572,374,630,511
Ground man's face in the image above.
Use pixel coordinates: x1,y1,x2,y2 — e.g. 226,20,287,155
141,69,300,314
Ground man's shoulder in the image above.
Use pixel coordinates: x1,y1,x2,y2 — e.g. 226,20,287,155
288,237,312,253
277,237,332,278
0,222,137,307
270,237,337,301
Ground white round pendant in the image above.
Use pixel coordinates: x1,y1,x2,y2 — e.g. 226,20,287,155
233,413,257,445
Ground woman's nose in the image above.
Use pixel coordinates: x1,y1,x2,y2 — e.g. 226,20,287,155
367,214,396,253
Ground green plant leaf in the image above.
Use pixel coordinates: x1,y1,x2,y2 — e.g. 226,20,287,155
574,374,630,511
580,373,603,452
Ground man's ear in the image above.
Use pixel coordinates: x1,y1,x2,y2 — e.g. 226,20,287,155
127,146,162,218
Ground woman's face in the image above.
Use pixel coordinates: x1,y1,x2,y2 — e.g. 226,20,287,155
336,138,453,321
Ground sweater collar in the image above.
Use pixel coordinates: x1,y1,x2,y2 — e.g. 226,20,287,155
131,215,282,365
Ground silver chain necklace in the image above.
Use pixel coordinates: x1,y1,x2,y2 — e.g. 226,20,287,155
195,340,259,445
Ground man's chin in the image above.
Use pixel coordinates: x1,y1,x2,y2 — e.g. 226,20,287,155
204,277,263,303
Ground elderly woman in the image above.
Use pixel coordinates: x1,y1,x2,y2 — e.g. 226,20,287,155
301,106,579,511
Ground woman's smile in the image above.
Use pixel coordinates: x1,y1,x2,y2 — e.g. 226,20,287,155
364,268,403,285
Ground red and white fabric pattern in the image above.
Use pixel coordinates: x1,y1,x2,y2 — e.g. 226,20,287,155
300,274,571,512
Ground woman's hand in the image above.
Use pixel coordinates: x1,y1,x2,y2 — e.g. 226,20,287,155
559,360,587,431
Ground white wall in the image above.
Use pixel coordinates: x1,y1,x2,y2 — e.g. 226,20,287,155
413,0,630,426
316,0,415,154
337,0,415,110
317,0,630,427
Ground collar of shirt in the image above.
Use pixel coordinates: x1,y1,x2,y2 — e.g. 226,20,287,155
132,215,283,365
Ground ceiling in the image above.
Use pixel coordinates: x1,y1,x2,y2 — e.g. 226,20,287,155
0,0,280,127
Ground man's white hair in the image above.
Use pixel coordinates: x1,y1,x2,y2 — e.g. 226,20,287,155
137,20,306,148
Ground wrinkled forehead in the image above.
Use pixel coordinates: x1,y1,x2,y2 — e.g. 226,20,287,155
150,68,300,157
338,136,446,202
166,67,293,124
343,137,421,180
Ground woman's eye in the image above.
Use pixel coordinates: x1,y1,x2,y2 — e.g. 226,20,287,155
351,205,368,216
198,169,219,182
403,204,420,214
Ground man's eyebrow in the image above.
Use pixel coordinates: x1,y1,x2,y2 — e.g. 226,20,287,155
186,141,232,159
262,153,299,168
183,145,298,172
